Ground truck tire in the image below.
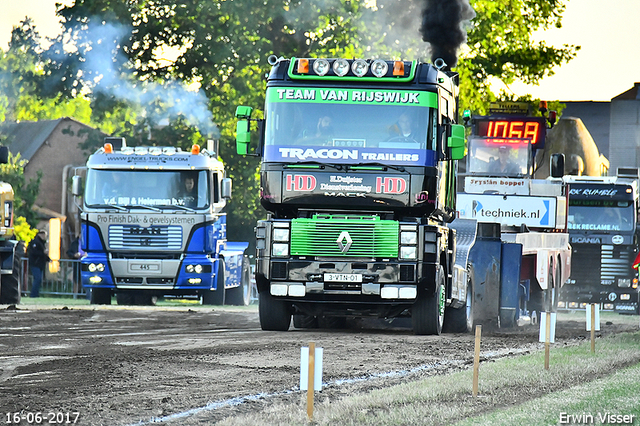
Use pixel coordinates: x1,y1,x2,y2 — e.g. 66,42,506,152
443,279,474,333
412,265,445,335
90,288,112,305
134,291,158,306
202,260,225,305
116,291,135,305
293,314,318,329
259,290,291,331
0,241,24,305
226,256,251,306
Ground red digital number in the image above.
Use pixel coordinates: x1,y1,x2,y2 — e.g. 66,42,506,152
486,120,539,140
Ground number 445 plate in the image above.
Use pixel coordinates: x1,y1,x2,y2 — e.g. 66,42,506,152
324,273,362,283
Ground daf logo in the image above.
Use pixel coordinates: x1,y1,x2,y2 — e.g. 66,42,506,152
336,231,353,253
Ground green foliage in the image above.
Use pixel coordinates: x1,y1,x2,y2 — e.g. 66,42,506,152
0,152,42,227
14,216,37,243
0,0,579,242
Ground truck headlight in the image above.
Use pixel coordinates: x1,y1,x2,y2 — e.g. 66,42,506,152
273,228,290,242
400,231,417,245
621,294,631,301
400,246,417,260
272,243,289,257
88,263,105,272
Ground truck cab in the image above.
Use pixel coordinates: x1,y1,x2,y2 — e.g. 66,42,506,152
75,140,251,306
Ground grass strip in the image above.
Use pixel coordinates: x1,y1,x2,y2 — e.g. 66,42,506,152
217,331,640,426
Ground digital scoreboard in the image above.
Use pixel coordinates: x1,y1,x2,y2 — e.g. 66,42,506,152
475,116,547,148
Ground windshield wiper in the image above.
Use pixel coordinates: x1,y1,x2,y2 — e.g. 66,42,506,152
283,161,344,170
350,162,406,172
129,205,162,212
158,204,197,212
88,204,127,211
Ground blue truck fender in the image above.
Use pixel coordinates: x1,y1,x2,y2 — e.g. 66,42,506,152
220,242,250,289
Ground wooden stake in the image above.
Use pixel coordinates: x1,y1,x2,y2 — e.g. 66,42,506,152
590,304,596,353
544,311,551,370
307,342,315,420
472,325,481,397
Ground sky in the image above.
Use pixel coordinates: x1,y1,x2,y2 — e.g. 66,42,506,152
0,0,638,102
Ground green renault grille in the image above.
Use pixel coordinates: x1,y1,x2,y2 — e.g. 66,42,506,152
290,215,399,257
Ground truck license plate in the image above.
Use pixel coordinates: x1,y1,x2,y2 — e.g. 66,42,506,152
324,273,362,283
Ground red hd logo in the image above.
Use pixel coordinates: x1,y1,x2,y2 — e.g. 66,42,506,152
376,177,407,194
286,174,317,191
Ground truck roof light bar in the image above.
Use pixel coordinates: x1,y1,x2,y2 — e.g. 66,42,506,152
191,144,200,155
288,58,416,81
103,143,113,154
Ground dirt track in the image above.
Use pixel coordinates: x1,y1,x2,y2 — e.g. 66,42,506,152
0,304,637,425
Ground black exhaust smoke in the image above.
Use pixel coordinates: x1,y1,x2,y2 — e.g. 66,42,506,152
419,0,475,69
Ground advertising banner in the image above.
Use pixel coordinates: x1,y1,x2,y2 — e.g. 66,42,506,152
282,172,410,204
464,177,529,195
457,194,556,228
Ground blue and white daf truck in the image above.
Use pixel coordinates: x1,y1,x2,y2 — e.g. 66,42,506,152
73,139,251,306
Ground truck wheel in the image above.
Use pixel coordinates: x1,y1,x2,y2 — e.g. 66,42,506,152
412,265,445,335
0,241,25,305
259,291,291,331
116,292,134,305
202,260,225,305
293,314,318,329
226,257,251,306
443,278,473,333
134,291,158,306
90,288,112,305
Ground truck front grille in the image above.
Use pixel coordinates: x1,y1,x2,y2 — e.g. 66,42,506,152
290,216,398,258
570,244,632,283
601,244,632,280
109,225,183,250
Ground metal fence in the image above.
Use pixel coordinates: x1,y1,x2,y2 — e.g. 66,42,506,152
20,258,87,299
19,259,259,303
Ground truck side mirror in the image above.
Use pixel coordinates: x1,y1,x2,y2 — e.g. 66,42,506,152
550,153,565,178
0,146,8,164
72,175,83,197
221,178,232,199
447,124,466,160
235,106,253,155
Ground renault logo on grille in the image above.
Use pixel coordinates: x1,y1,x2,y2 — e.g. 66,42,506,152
336,231,353,253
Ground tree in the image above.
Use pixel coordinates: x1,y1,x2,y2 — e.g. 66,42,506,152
52,0,578,243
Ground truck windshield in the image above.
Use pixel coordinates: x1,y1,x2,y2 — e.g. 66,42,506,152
568,204,635,232
263,87,436,167
84,169,210,209
466,136,530,177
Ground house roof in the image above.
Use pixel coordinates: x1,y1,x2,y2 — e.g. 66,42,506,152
612,82,640,100
0,118,66,161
